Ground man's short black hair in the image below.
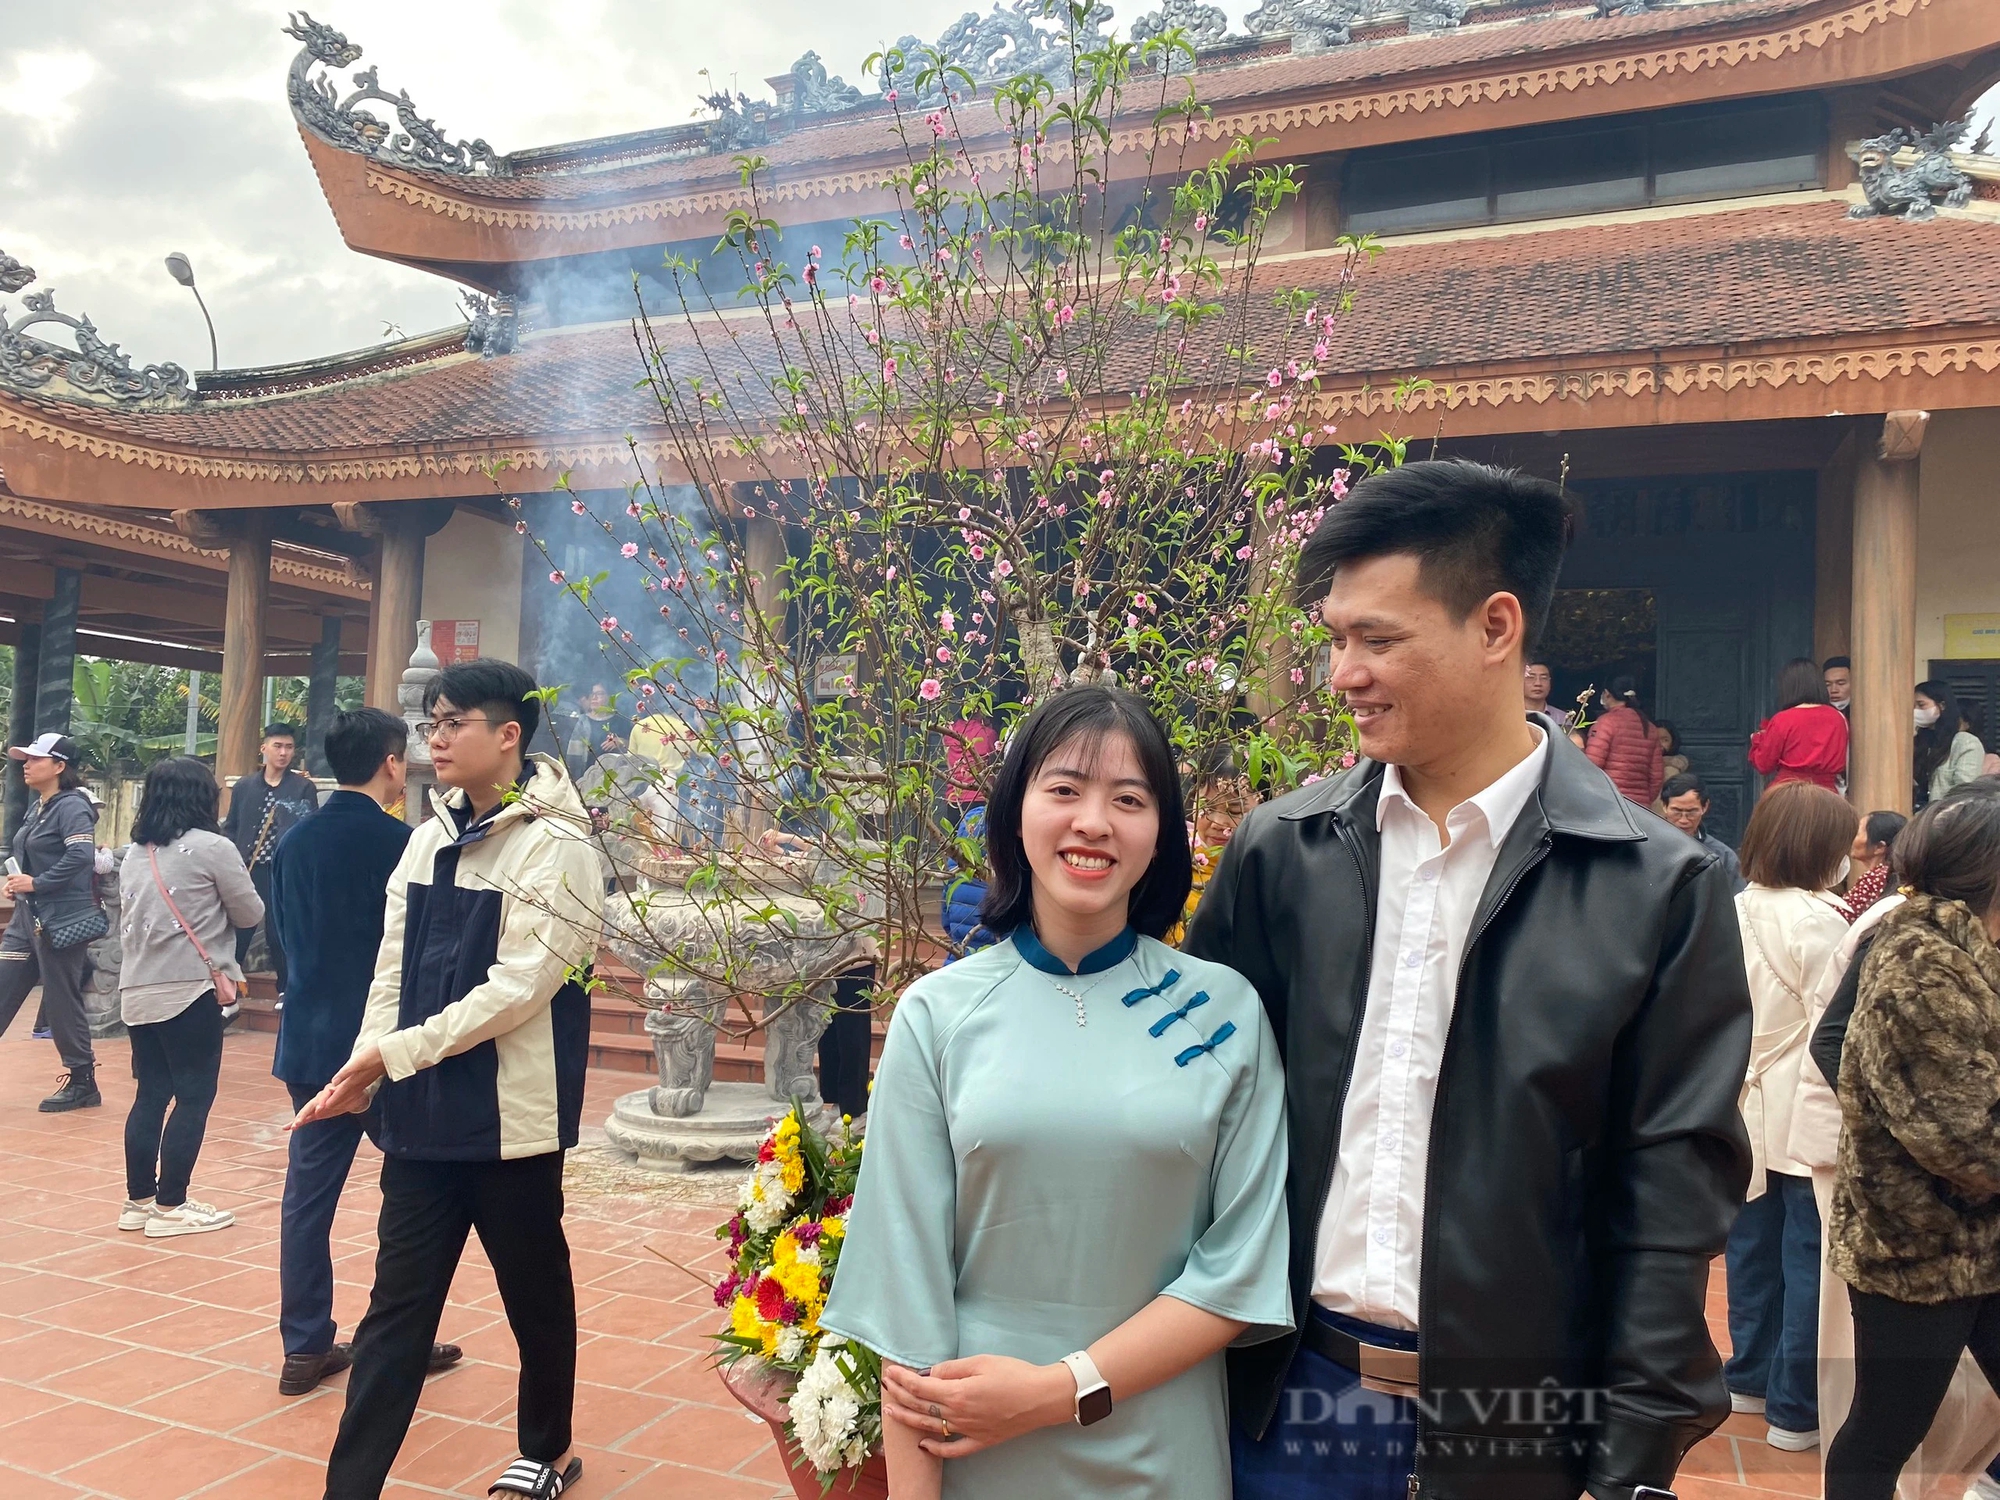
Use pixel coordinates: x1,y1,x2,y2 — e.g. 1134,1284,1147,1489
263,722,298,741
1661,773,1708,804
1822,655,1851,671
424,658,542,747
1297,460,1573,654
325,707,410,786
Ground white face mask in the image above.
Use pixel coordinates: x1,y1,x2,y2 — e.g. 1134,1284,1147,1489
1833,857,1852,888
1915,706,1941,729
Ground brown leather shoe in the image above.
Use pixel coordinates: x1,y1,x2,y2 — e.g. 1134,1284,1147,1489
278,1343,353,1396
429,1341,463,1372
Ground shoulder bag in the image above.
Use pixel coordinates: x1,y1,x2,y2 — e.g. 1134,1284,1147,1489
24,793,109,949
147,846,238,1007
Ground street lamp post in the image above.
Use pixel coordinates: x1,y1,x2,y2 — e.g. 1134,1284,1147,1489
163,252,218,372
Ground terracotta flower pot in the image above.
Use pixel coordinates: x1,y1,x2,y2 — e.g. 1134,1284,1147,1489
719,1358,890,1500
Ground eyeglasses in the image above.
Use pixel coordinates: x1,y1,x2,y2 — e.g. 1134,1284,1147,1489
417,715,496,743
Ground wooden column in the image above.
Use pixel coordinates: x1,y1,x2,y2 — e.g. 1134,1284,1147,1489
218,516,273,791
1849,411,1926,817
739,513,791,841
339,501,454,709
742,514,788,644
370,518,424,710
34,568,80,737
4,623,39,840
304,613,343,777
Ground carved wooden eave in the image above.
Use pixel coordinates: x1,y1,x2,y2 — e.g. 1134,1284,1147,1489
5,321,1997,512
303,0,2000,275
0,492,369,599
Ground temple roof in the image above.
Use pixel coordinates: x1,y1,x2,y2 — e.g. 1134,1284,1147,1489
290,0,2000,277
5,195,1998,512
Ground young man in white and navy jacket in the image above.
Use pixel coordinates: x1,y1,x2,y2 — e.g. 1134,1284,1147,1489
294,660,605,1500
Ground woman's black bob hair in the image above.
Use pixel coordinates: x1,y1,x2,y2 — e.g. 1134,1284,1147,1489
132,756,222,847
977,686,1193,942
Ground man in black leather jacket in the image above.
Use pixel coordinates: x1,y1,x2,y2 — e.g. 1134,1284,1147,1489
1187,461,1752,1500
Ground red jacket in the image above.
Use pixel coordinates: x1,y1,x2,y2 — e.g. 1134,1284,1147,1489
1749,703,1848,791
1585,703,1664,807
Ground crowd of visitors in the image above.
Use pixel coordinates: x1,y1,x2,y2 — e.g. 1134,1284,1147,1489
2,459,1998,1500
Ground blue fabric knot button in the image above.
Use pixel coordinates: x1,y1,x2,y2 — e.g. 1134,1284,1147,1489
1147,990,1211,1038
1174,1020,1237,1067
1121,969,1181,1008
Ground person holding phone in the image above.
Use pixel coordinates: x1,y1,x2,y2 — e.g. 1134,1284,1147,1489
0,733,105,1112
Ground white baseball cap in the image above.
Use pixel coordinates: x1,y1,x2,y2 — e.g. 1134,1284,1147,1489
7,732,77,763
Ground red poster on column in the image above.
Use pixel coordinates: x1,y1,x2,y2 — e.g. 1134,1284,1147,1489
430,620,482,665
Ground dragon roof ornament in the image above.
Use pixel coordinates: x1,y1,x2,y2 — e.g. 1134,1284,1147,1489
0,254,192,407
876,0,1118,99
284,12,506,176
1848,119,1991,222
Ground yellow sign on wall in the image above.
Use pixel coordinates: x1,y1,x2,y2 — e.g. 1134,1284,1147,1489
1944,614,2000,658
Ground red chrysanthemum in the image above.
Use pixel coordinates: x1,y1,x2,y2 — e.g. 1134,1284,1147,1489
755,1274,789,1322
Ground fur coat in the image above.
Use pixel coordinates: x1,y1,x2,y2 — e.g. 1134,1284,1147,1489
1829,893,2000,1303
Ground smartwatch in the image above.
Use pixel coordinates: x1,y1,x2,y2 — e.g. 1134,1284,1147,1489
1060,1350,1113,1426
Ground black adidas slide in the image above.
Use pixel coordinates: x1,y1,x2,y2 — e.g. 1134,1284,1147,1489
488,1456,582,1498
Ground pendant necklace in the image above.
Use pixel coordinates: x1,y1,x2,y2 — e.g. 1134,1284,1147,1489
1047,978,1091,1028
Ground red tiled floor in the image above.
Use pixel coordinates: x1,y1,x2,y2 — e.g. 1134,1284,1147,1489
0,1023,786,1497
1,1006,1923,1500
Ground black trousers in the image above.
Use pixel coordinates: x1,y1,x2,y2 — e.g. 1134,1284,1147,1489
324,1151,575,1499
0,928,95,1071
816,963,876,1120
124,991,223,1206
1824,1285,2000,1500
235,862,288,992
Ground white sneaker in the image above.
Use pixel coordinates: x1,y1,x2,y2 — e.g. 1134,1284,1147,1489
117,1198,156,1232
144,1198,235,1238
1730,1391,1766,1415
1767,1426,1820,1452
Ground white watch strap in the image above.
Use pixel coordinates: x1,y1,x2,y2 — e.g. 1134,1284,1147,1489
1061,1350,1108,1401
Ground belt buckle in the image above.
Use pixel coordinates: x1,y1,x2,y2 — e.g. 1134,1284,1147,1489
1356,1342,1420,1397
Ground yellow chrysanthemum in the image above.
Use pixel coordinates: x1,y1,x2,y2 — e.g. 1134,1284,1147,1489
775,1257,822,1305
730,1294,766,1344
820,1216,846,1241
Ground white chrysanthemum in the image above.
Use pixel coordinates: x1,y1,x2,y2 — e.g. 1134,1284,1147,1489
743,1160,794,1232
790,1339,879,1474
775,1327,807,1364
795,1243,820,1267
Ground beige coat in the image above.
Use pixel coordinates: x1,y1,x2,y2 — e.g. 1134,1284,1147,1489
1733,883,1849,1194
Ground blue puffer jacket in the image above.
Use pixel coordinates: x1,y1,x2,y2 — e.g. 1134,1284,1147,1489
942,804,995,960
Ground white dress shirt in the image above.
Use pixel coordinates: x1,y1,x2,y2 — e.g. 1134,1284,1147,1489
1312,727,1549,1329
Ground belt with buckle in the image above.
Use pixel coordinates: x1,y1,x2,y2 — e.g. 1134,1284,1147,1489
1301,1316,1421,1396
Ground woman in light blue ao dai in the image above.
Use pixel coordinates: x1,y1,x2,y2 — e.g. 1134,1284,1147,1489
819,687,1292,1499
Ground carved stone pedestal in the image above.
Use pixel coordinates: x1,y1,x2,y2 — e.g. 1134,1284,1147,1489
604,1082,835,1172
600,975,841,1171
595,873,878,1173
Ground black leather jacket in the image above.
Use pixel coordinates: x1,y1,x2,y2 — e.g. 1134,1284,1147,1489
1185,727,1751,1500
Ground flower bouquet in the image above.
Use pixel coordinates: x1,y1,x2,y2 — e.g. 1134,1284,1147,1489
714,1105,886,1495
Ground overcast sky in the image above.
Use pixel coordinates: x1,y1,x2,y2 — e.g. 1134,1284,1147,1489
4,2,1996,375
